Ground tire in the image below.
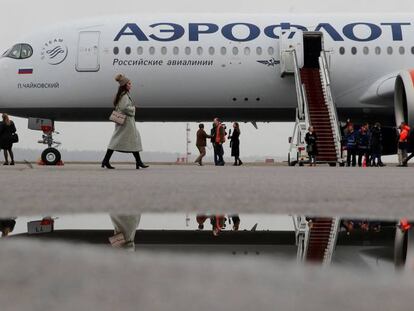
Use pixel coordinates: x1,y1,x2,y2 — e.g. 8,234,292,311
329,163,337,167
288,153,297,166
41,148,61,166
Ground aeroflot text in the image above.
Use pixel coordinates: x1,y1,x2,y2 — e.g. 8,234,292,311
114,22,411,42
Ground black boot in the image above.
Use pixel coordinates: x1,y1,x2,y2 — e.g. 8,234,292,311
238,158,243,166
101,149,115,169
133,152,149,169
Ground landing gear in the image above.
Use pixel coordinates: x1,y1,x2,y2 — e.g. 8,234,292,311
38,124,62,166
41,148,61,166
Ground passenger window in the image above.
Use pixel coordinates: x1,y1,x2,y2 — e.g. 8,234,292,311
125,47,131,55
399,47,405,55
220,47,227,55
20,44,33,59
256,47,263,55
244,47,251,56
197,47,203,56
113,47,119,55
387,47,393,55
268,47,275,55
173,47,179,55
375,47,381,55
185,47,191,55
351,47,357,55
149,47,155,55
161,47,167,55
232,47,239,55
137,47,143,55
208,47,215,55
363,47,369,55
339,47,345,55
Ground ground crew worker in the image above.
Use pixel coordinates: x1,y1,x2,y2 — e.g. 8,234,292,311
346,125,358,167
397,122,410,167
403,126,414,166
213,118,226,166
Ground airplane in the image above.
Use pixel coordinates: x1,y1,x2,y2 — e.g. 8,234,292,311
0,14,414,165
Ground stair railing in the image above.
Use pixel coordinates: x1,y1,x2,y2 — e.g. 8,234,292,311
323,217,341,265
289,49,310,129
293,215,310,262
319,51,343,163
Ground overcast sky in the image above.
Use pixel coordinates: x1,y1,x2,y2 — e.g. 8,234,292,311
1,1,413,158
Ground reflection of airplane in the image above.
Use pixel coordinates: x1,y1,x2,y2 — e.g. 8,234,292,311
1,15,414,163
10,214,414,269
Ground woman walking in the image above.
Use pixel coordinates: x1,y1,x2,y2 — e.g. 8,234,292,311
305,126,318,166
0,113,17,165
102,74,148,170
229,122,243,166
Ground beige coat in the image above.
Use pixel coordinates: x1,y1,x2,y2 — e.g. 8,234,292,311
108,93,143,152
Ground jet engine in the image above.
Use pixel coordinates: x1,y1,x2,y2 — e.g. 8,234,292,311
394,70,414,126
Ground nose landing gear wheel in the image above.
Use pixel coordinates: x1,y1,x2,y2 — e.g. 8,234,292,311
41,148,61,166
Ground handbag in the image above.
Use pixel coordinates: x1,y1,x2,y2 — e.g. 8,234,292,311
11,133,19,143
109,110,126,125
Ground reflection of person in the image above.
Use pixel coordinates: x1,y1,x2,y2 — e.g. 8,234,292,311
109,215,141,250
0,218,16,237
102,74,148,170
0,114,17,166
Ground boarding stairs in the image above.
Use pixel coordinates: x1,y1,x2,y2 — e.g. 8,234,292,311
285,38,344,166
294,216,341,264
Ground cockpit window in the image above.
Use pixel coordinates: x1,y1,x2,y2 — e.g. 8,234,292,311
4,44,33,59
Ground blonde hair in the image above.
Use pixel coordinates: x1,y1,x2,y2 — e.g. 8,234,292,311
2,113,10,125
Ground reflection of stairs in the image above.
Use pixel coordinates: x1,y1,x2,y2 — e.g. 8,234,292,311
306,218,335,262
300,68,337,163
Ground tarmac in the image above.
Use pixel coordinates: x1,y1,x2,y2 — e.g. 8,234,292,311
0,163,413,218
1,163,414,310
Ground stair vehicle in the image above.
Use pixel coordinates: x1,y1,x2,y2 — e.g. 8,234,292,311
284,31,344,166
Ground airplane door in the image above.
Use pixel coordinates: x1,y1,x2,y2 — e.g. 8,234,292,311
76,31,100,72
279,30,304,75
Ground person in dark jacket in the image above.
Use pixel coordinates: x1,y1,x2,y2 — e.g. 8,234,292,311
228,122,242,166
358,124,370,167
370,122,384,167
194,124,211,166
346,125,358,167
305,126,318,166
0,218,16,237
0,113,17,165
210,123,218,165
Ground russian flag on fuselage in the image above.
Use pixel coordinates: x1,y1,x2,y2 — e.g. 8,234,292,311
18,68,33,75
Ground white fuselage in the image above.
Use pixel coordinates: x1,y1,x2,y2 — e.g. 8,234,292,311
0,14,413,124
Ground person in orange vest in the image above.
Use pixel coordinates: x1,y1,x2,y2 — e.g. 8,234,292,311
213,117,226,166
397,122,410,167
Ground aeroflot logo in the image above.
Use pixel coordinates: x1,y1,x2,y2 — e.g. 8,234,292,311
114,22,411,42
